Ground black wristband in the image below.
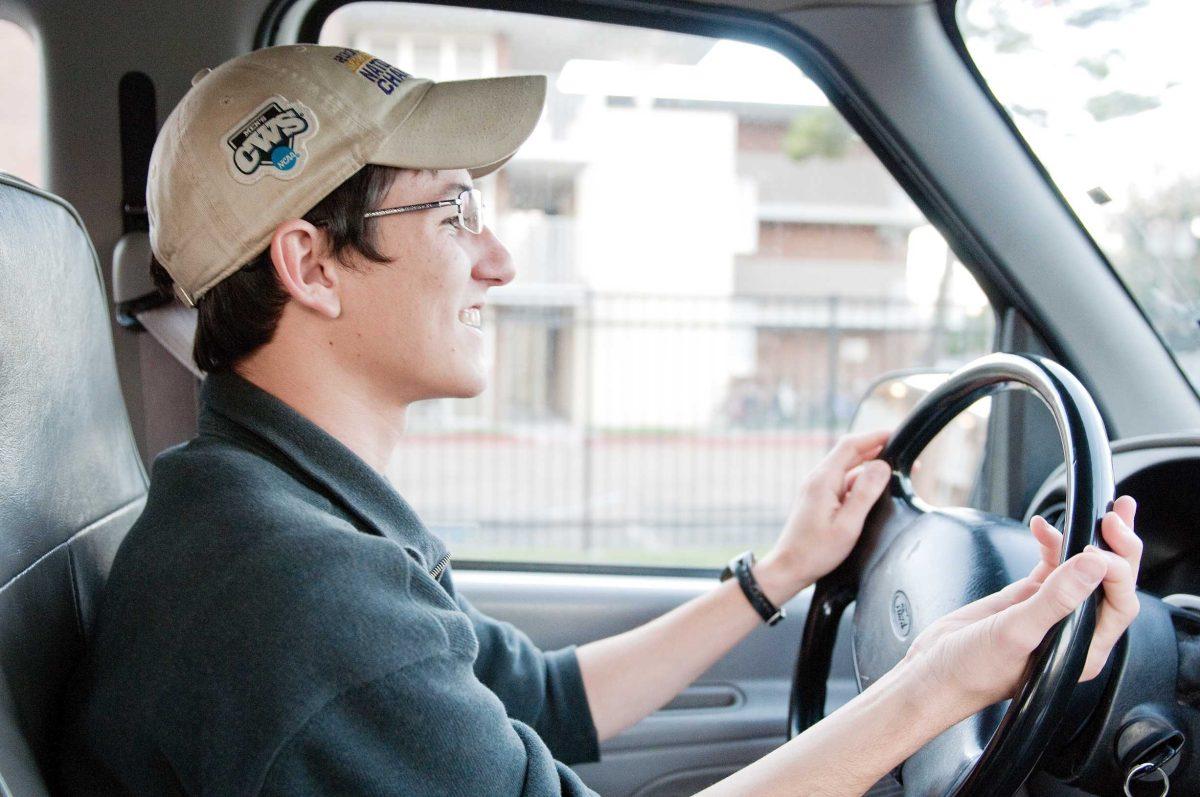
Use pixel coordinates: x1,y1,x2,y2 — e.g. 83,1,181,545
719,550,786,626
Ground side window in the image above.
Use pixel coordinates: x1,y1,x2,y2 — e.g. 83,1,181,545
0,20,44,185
320,5,995,568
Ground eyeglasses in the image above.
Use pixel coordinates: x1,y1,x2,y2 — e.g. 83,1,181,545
363,188,484,234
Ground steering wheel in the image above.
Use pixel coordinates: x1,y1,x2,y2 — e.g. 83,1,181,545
789,353,1115,795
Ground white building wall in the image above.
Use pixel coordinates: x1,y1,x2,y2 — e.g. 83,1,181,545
574,106,747,429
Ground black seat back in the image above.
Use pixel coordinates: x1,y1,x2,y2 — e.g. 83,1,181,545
0,174,148,795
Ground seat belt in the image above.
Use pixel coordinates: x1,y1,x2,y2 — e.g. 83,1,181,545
113,71,202,381
119,72,154,236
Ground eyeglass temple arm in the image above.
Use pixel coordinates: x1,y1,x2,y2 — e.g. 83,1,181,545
363,198,459,219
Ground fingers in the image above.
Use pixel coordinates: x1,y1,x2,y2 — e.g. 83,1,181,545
1028,515,1063,584
979,500,1140,681
822,430,890,474
1113,494,1136,527
841,464,865,499
943,576,1041,625
1080,545,1140,680
1028,495,1138,588
992,551,1107,653
808,431,889,499
834,460,892,533
1101,497,1141,584
1079,498,1141,680
1078,496,1141,679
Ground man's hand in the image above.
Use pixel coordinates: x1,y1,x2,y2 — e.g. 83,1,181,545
579,430,895,741
757,430,892,604
901,496,1141,717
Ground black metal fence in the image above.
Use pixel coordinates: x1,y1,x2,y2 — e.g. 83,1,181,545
392,292,994,566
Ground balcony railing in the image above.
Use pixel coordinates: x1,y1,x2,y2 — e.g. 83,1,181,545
494,214,579,285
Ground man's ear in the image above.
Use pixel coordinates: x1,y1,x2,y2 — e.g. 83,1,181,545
269,219,343,319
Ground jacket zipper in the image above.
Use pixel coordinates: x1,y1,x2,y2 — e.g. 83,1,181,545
429,552,451,581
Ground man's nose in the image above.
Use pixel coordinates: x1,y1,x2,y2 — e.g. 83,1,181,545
472,225,516,286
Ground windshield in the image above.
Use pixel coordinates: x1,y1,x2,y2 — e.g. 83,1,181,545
957,0,1200,391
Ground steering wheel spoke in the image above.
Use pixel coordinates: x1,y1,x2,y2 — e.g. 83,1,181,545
901,703,1009,795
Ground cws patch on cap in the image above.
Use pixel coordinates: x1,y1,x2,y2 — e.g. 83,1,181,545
147,44,547,305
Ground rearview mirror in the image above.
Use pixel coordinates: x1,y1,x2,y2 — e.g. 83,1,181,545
850,370,990,507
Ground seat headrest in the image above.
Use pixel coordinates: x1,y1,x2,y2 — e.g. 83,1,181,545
0,173,147,582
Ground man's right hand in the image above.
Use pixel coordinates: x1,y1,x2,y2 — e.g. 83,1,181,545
900,495,1142,719
696,498,1143,797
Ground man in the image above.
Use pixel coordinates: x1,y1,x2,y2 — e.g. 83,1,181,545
59,45,1142,795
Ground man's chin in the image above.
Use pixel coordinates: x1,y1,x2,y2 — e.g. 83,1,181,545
445,374,488,400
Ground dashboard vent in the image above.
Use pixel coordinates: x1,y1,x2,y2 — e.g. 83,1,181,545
1038,500,1068,532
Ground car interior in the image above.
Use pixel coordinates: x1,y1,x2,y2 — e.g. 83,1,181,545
2,0,1200,795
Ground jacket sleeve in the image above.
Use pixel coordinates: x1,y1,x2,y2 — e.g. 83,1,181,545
456,593,600,765
258,654,598,797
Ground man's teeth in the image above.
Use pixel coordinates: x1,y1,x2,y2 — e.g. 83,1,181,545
459,307,482,328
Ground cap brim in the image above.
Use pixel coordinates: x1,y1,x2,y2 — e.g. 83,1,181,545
371,74,546,179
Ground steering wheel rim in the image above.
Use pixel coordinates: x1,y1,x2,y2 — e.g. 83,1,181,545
788,352,1115,795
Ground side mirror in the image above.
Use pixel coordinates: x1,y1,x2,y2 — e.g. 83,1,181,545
850,370,990,507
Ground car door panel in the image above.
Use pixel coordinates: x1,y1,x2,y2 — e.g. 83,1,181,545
454,569,871,795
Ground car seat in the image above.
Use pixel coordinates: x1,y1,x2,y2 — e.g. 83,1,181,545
0,173,148,795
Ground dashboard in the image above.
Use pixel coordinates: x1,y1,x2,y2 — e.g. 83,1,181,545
1026,434,1200,598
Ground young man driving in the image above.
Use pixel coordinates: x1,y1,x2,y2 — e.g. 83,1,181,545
59,45,1143,795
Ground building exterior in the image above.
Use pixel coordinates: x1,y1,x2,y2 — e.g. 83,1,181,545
322,3,990,436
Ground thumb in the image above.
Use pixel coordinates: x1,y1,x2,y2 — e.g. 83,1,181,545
835,460,891,531
993,552,1106,653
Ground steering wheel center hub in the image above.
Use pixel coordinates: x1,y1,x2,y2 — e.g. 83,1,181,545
855,508,1041,691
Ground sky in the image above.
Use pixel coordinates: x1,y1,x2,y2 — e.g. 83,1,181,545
961,0,1200,250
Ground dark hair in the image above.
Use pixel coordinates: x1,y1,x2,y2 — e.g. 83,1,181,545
150,164,409,373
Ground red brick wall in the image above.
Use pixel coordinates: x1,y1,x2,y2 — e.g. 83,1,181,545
754,327,928,414
757,221,902,262
738,119,787,151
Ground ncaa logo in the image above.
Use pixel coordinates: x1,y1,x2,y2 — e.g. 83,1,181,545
223,96,319,184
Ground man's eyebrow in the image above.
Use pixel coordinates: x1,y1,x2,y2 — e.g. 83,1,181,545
428,178,471,194
426,182,473,214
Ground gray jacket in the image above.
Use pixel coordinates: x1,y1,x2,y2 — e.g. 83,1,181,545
59,370,599,795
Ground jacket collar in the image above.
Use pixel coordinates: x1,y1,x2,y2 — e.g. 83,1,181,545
197,370,449,571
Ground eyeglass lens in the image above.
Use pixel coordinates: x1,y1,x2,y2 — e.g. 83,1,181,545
461,189,483,234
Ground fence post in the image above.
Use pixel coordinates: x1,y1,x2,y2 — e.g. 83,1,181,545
826,295,841,437
581,287,594,554
925,249,955,365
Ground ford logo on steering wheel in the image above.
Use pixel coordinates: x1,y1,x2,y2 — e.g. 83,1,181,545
891,590,912,639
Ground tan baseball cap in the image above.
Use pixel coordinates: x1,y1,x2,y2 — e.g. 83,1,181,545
147,44,547,305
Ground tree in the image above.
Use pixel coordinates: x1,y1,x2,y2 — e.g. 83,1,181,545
783,108,855,162
1108,177,1200,348
958,0,1159,123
